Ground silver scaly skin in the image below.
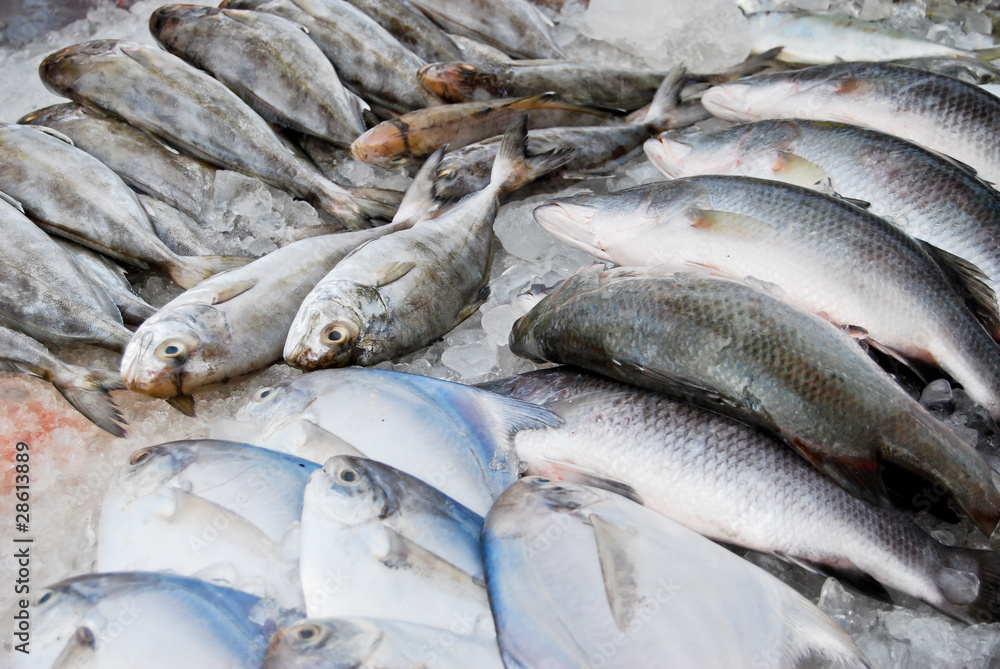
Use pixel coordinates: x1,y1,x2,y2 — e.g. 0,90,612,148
701,62,1000,184
509,266,1000,547
340,0,463,63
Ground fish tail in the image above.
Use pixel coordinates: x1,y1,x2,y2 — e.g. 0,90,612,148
638,66,686,133
52,365,128,437
941,546,1000,624
168,255,253,289
312,182,400,231
349,186,404,223
490,116,576,195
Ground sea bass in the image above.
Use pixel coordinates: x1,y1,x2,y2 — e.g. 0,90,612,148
509,266,1000,546
483,477,870,668
700,62,1000,184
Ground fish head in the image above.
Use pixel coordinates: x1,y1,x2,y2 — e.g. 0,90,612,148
646,121,803,179
17,102,84,126
38,39,124,98
417,62,498,102
306,455,393,526
350,124,412,169
284,282,386,370
238,375,312,427
265,618,382,668
120,304,227,398
110,442,196,498
150,4,216,40
28,580,99,669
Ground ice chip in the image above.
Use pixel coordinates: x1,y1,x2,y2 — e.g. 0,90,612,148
920,378,954,413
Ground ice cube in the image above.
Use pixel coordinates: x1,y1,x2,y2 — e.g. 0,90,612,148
920,378,954,413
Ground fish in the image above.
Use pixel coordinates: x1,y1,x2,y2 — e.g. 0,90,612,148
0,325,126,437
509,266,1000,546
0,123,246,288
418,60,669,111
221,0,441,114
18,102,217,220
98,440,319,608
120,222,408,412
747,12,1000,64
533,175,1000,419
700,62,1000,184
299,455,496,639
646,119,1000,328
340,0,463,63
407,0,564,59
25,572,283,669
483,477,871,668
490,367,1000,624
237,367,560,516
434,70,693,198
448,34,514,65
53,237,158,325
138,194,220,257
0,192,133,352
150,5,365,146
39,39,396,228
264,617,504,669
889,56,1000,85
286,119,573,369
349,92,608,167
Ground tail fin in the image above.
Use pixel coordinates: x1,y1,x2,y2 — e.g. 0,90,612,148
314,184,402,231
393,146,446,226
490,116,576,196
349,186,403,223
168,255,254,289
940,546,1000,624
52,365,127,437
630,66,685,132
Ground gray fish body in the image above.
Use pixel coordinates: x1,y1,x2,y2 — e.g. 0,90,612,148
151,5,365,146
701,62,1000,184
483,477,870,669
121,224,405,399
0,195,131,351
509,266,1000,545
0,325,126,436
341,0,462,63
889,57,1000,85
498,367,1000,624
53,237,157,325
223,0,439,114
407,0,563,58
535,176,1000,419
39,40,374,227
649,120,1000,322
19,102,216,220
139,194,218,256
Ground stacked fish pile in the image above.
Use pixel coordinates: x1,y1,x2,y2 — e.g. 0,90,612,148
10,0,1000,666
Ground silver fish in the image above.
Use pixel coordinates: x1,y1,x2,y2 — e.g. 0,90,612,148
0,325,126,437
138,194,219,257
406,0,564,58
39,39,396,228
53,237,157,325
150,5,365,146
341,0,462,63
483,477,870,668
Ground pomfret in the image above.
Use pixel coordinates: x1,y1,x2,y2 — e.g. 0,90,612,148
53,237,157,325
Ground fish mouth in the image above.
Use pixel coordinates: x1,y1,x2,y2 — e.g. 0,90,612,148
533,201,613,262
700,84,756,122
644,136,692,178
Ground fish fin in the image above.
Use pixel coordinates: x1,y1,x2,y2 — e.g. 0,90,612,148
505,92,607,119
788,435,891,509
202,278,259,305
974,46,1000,61
394,146,447,226
689,209,772,239
168,255,254,290
349,187,403,224
920,241,1000,337
298,419,367,457
0,190,25,214
776,551,891,602
491,115,576,194
479,390,563,439
636,66,685,132
456,285,490,322
52,627,96,669
374,260,416,287
53,365,128,438
166,394,196,417
610,358,740,412
776,582,875,669
528,458,643,505
941,546,1000,623
769,150,830,187
858,335,935,384
589,513,642,632
31,124,75,146
376,526,480,584
832,193,872,209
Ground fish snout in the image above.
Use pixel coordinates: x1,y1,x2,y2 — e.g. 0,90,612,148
284,310,358,371
644,135,692,178
700,84,756,122
120,330,184,398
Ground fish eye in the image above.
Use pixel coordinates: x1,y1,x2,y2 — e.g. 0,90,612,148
339,467,360,484
129,449,152,466
156,340,188,361
253,387,273,402
389,156,410,166
321,321,358,347
37,592,52,605
456,63,477,73
536,477,550,483
437,168,456,181
295,624,321,641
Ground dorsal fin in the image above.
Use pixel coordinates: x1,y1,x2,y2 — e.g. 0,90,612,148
920,241,1000,337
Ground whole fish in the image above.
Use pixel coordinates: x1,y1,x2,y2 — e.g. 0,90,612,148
493,367,1000,624
53,237,157,325
120,222,408,412
418,60,668,110
39,40,396,228
98,440,319,608
138,194,219,256
0,123,245,288
406,0,564,58
264,617,504,669
0,193,133,352
299,455,496,639
534,176,1000,419
150,5,365,146
23,572,281,669
221,0,440,113
646,119,1000,327
748,12,1000,64
509,266,1000,546
238,367,560,516
287,120,571,369
341,0,462,63
483,477,870,668
0,325,126,437
349,93,607,167
18,102,217,220
700,62,1000,184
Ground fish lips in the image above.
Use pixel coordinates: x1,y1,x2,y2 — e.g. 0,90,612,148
644,135,693,178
